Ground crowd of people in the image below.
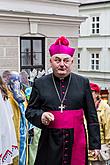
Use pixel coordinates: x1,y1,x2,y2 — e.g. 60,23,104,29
0,36,110,165
0,70,41,165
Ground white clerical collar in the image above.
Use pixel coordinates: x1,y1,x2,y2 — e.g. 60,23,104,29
60,78,64,80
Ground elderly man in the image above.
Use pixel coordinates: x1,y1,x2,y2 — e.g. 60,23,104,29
25,36,101,165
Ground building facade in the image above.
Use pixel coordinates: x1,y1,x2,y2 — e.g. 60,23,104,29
78,0,110,102
0,0,85,78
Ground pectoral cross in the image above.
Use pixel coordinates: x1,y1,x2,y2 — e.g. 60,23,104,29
59,103,65,113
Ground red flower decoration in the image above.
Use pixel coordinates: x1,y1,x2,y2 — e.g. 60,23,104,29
90,83,100,93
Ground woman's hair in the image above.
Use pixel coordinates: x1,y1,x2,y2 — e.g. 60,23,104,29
0,75,8,100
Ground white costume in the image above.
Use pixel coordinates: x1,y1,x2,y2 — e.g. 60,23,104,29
0,91,18,165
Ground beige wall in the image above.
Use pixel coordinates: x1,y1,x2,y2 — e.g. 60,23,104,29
0,37,19,75
0,17,80,75
0,0,85,76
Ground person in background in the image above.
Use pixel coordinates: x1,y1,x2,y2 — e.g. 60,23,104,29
25,36,101,165
88,82,110,165
19,70,30,92
2,71,28,165
0,75,18,165
19,70,41,165
2,70,11,86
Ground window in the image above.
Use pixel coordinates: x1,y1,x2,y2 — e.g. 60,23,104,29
78,53,80,69
78,25,80,36
91,16,100,34
91,53,100,70
20,37,45,74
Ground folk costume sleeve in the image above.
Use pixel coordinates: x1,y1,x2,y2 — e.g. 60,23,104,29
98,100,110,145
83,79,101,150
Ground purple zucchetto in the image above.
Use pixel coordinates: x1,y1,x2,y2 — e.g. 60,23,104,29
49,36,75,57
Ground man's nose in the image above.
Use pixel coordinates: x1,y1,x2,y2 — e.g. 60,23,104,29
59,60,65,66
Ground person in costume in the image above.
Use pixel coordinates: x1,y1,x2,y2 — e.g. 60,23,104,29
0,75,18,165
5,71,28,165
19,70,41,165
88,83,110,165
25,36,101,165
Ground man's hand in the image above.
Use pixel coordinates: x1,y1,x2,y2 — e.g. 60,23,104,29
41,112,54,125
89,149,100,159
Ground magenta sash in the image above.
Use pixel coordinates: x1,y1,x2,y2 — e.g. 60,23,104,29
48,109,86,165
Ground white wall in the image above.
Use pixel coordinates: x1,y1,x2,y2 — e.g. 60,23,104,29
80,3,110,36
78,2,110,89
0,0,85,73
0,0,79,16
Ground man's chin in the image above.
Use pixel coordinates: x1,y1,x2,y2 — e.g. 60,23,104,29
57,71,68,78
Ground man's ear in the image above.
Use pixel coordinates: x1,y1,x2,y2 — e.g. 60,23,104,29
50,58,52,64
71,57,74,63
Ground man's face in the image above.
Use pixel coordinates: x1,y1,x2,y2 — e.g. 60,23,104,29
50,54,73,78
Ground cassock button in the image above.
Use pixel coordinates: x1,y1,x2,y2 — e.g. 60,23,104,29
64,161,67,164
64,154,68,156
66,133,69,136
